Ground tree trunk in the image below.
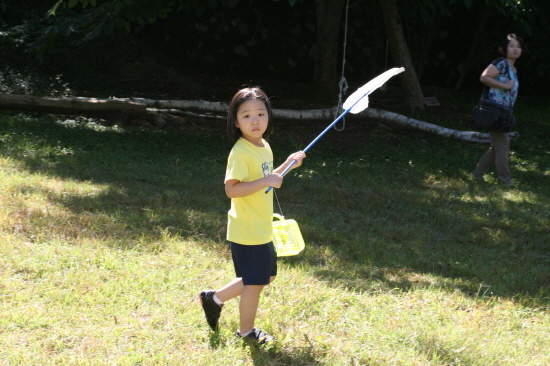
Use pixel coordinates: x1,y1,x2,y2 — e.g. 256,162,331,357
380,0,425,111
454,11,491,91
0,93,148,117
124,97,513,143
314,0,347,99
1,93,518,144
106,97,519,143
358,108,518,143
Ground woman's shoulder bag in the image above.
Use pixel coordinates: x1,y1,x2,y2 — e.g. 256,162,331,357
465,60,516,133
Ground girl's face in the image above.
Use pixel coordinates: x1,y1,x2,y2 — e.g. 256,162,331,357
506,38,522,60
235,99,269,146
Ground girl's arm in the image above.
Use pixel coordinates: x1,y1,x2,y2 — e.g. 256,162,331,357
480,64,514,90
225,175,283,198
225,151,306,198
273,151,306,175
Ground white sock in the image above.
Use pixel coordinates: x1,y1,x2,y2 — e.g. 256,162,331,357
213,294,224,306
239,328,255,336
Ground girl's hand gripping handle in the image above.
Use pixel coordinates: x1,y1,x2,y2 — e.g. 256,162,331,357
265,151,305,194
265,161,296,193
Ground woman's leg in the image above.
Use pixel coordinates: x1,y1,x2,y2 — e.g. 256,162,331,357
490,131,512,184
472,139,496,178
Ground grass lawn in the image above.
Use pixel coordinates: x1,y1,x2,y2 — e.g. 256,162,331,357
1,94,549,365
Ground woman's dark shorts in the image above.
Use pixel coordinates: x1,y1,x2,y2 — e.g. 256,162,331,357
230,241,277,285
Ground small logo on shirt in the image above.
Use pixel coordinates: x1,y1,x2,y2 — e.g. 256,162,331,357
262,162,269,177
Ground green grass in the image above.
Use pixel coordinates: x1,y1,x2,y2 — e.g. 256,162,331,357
1,98,549,365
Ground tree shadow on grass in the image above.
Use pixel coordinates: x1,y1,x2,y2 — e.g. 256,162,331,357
274,129,550,307
248,346,325,366
207,331,325,366
1,114,232,249
2,113,550,308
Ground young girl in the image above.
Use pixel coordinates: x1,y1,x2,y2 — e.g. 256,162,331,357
199,87,306,344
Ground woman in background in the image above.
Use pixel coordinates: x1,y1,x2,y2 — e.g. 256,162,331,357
471,33,525,188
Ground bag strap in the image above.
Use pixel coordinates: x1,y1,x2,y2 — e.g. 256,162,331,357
273,189,284,218
481,86,490,102
480,58,514,109
504,58,514,109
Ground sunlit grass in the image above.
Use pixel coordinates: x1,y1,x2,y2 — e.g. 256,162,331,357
1,109,550,365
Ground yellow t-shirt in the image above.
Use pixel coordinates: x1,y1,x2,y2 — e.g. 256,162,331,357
225,138,274,245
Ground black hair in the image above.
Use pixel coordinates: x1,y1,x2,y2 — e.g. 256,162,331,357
498,33,527,58
226,87,274,143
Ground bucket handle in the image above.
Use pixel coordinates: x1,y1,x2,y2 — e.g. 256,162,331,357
273,213,285,221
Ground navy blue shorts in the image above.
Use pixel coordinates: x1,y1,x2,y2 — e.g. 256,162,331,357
230,241,277,286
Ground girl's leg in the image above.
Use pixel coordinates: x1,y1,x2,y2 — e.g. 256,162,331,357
238,276,276,334
199,279,242,332
239,284,264,334
215,277,244,303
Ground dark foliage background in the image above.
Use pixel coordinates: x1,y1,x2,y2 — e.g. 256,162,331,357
1,0,548,102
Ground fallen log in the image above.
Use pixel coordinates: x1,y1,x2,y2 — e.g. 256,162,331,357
118,97,229,113
1,93,517,143
0,93,148,117
141,99,515,143
357,108,519,143
119,97,339,119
